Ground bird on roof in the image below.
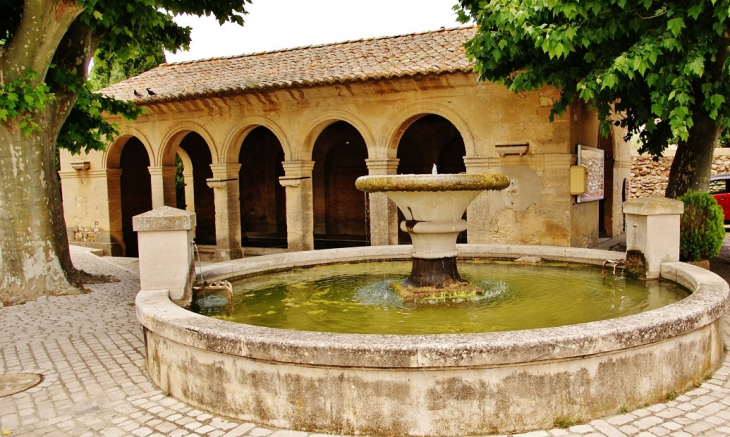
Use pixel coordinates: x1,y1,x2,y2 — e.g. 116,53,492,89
146,88,156,96
133,89,142,97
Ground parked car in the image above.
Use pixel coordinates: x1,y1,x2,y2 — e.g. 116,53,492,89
709,174,730,222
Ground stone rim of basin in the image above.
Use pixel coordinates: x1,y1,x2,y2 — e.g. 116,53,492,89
355,174,510,192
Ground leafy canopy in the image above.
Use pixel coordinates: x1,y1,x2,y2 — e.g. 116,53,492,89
456,0,730,156
1,0,251,154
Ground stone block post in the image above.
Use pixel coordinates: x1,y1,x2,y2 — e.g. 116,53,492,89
365,158,400,246
133,206,197,307
280,160,315,251
207,163,243,261
623,197,684,279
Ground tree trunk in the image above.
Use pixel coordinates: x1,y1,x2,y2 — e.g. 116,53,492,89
665,110,722,199
665,34,728,199
0,0,86,304
0,116,76,303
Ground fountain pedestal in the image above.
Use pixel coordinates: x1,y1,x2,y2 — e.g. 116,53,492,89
356,174,510,300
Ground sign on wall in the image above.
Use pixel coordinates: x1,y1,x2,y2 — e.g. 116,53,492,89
576,144,604,203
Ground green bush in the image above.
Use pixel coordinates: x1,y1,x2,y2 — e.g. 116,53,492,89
678,189,725,261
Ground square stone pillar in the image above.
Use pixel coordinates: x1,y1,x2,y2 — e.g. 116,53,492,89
365,158,400,246
133,206,196,307
280,160,315,252
207,164,243,261
148,166,177,208
624,197,684,279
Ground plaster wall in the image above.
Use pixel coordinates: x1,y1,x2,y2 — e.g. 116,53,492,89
60,72,608,254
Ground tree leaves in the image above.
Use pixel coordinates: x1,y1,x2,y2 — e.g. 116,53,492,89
457,0,730,157
0,71,54,137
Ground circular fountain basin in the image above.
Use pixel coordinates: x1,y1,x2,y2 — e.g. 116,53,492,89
136,245,728,436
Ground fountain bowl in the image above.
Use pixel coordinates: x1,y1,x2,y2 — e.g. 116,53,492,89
136,244,727,436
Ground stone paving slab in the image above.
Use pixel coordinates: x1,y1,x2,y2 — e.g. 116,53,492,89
1,246,730,437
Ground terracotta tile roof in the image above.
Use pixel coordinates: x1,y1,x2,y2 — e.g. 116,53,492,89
102,26,476,103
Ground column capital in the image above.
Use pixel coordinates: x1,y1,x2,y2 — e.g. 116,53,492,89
210,163,242,179
365,158,399,175
148,165,178,177
463,157,500,173
282,160,315,177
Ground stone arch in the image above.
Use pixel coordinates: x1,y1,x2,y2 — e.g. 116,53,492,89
157,121,219,166
298,110,375,161
221,117,291,164
309,120,370,247
105,128,154,169
237,125,288,248
115,136,153,257
383,103,476,159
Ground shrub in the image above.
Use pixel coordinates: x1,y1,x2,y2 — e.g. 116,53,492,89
678,189,725,261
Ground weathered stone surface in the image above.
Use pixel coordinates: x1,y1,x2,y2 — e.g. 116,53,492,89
136,244,729,436
132,206,196,232
355,174,510,192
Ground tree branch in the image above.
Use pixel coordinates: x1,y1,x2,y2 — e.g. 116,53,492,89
2,0,82,83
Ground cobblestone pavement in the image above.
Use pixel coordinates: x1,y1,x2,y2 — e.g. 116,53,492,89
1,246,730,437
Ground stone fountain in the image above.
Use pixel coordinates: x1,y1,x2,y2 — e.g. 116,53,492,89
132,197,727,436
355,172,510,299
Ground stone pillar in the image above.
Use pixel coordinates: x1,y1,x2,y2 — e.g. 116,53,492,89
206,164,243,261
280,160,315,251
148,166,177,208
365,158,400,246
133,206,197,307
106,168,125,255
624,197,684,279
182,168,195,212
463,157,500,243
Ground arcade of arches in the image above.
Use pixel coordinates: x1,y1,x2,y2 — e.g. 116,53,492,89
59,73,631,260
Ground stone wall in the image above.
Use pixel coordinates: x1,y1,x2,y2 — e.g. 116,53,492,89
630,148,730,198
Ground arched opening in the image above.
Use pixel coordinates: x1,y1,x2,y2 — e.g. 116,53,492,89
179,132,216,245
119,137,153,257
238,126,287,248
396,114,467,243
312,121,369,248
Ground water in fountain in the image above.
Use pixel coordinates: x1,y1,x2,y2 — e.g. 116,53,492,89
195,259,689,335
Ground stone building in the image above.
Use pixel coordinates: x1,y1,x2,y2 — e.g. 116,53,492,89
59,27,632,259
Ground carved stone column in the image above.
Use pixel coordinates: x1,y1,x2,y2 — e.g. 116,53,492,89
148,166,177,208
207,163,243,261
365,158,400,246
280,160,315,252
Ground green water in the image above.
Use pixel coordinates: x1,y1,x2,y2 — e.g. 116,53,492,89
193,260,690,335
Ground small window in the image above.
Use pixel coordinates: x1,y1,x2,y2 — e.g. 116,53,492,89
709,179,728,194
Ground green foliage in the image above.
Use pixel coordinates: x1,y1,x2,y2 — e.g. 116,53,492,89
456,0,730,158
719,129,730,147
677,189,725,261
553,418,582,428
0,71,54,136
1,0,252,151
89,45,166,91
175,154,186,209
